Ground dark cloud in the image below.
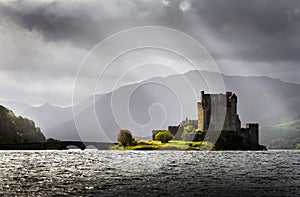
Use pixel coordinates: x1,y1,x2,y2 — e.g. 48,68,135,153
0,0,300,105
190,0,300,62
2,0,300,62
0,0,195,48
0,1,108,48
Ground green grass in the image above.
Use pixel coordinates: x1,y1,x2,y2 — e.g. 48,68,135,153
110,140,215,151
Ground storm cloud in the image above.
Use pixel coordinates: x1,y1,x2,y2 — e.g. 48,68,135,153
0,0,299,105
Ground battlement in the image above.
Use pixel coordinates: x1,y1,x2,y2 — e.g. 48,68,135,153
200,91,237,107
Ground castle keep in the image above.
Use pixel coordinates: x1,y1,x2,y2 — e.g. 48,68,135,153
198,91,240,132
197,91,258,144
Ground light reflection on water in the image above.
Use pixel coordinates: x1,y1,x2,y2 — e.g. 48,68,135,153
0,150,299,196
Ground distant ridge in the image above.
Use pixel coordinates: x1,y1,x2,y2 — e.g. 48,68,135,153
1,70,299,148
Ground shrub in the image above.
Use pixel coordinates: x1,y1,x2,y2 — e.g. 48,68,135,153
296,144,300,149
193,129,205,141
118,129,134,146
154,130,174,143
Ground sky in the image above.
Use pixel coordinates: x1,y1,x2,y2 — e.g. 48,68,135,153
0,0,300,106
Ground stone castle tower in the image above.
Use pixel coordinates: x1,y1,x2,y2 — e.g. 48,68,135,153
197,91,259,145
197,91,241,132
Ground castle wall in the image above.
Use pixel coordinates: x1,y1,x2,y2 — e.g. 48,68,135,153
236,115,241,131
246,123,259,144
197,102,203,130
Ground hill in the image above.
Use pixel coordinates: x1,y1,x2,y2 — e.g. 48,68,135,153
260,119,300,149
0,105,45,143
0,101,31,116
45,71,300,145
21,103,73,131
2,70,300,149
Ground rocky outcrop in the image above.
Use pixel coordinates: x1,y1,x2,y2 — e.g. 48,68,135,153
0,105,45,143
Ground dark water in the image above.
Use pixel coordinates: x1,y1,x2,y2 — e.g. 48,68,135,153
0,150,299,196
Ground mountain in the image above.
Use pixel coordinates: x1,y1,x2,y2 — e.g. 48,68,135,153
3,70,298,148
0,101,31,116
0,105,45,143
43,70,300,146
220,74,300,125
21,103,73,131
16,94,105,137
260,119,300,149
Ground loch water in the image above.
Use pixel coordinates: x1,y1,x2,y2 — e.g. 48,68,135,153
0,150,299,196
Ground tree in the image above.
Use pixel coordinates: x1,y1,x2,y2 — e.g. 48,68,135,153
118,129,134,146
154,130,174,143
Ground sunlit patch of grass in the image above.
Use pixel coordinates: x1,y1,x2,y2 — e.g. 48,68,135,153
131,145,160,150
168,140,191,145
135,140,163,146
110,139,215,151
109,143,125,150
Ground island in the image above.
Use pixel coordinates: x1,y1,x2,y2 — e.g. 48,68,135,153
0,91,267,151
111,91,267,151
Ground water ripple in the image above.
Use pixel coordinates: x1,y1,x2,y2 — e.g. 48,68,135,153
0,150,299,196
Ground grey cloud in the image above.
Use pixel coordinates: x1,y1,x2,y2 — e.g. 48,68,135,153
190,0,300,62
2,0,300,62
0,0,193,48
0,0,170,48
1,1,106,48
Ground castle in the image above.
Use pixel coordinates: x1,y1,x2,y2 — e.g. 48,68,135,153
197,91,259,144
153,91,260,145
